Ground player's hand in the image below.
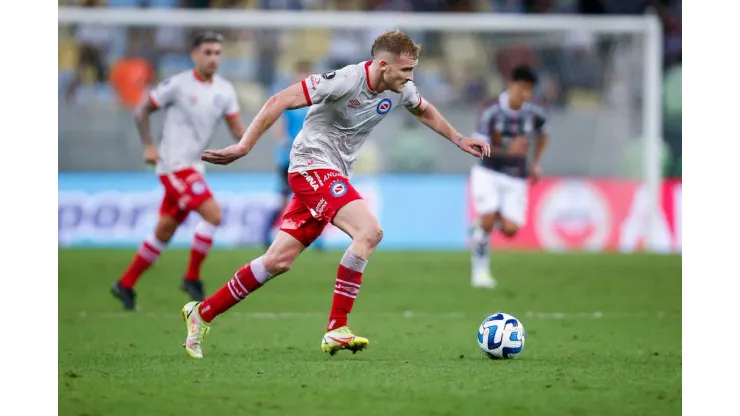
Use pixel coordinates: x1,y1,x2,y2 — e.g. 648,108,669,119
507,137,528,157
530,163,543,184
456,136,491,159
143,144,159,165
201,144,248,165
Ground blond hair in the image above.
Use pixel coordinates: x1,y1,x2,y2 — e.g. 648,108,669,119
371,30,421,60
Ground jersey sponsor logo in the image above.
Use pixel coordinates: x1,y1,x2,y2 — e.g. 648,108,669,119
322,71,336,80
348,99,361,109
376,98,392,115
323,171,340,182
300,171,319,191
190,181,207,195
316,198,328,216
329,180,348,198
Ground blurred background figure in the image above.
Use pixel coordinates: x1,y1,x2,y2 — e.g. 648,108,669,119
64,0,113,102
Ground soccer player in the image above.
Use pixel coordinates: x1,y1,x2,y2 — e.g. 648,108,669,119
468,65,549,289
111,31,246,310
261,61,318,250
182,30,490,359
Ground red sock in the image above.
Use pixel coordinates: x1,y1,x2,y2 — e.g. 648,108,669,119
198,255,273,323
185,222,216,281
328,251,367,331
119,235,165,289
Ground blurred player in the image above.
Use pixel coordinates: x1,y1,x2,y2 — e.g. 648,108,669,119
262,61,325,251
469,65,549,289
111,32,246,310
181,30,491,359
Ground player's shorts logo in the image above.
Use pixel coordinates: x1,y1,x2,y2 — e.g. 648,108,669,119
376,98,392,115
191,181,206,195
329,180,348,197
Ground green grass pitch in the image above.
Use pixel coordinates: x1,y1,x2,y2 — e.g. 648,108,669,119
59,249,681,416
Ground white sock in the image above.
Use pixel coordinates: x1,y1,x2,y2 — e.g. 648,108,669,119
470,223,491,275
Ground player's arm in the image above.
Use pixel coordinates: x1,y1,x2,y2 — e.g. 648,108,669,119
530,110,549,183
271,114,288,143
223,85,246,141
134,96,159,165
138,77,178,165
224,113,246,141
407,98,490,159
202,83,309,165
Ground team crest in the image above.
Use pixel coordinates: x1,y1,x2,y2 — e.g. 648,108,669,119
329,180,348,197
376,98,392,115
191,181,206,195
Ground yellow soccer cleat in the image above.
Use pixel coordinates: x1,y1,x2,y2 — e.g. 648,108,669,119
181,301,211,359
321,326,369,356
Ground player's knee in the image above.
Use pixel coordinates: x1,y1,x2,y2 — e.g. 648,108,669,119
154,218,179,242
201,203,223,226
361,226,384,249
501,223,520,238
206,213,222,227
262,250,294,276
480,213,497,232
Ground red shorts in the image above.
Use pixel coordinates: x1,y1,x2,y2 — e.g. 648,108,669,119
279,169,362,247
158,168,214,223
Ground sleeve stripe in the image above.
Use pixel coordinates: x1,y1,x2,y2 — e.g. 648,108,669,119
149,94,160,109
301,80,312,106
224,111,240,120
415,95,423,109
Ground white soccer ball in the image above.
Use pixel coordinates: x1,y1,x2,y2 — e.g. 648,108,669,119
477,312,526,359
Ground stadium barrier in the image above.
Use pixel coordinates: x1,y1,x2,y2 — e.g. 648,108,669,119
58,173,680,253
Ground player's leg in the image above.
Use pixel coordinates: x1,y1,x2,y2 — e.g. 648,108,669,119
181,197,222,301
469,165,501,289
262,165,291,249
181,194,323,359
498,177,528,239
112,213,180,310
319,197,380,355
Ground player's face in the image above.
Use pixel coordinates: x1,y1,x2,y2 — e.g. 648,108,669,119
382,54,417,93
192,42,222,76
509,81,535,106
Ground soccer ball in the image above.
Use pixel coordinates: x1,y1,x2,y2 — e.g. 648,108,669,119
477,312,526,359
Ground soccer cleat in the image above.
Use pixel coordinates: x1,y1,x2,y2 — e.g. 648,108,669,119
472,270,497,289
321,326,369,356
111,281,136,311
181,279,206,302
181,301,211,359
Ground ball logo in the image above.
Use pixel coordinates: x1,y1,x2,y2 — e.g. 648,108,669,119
329,180,348,197
376,98,392,115
535,180,611,251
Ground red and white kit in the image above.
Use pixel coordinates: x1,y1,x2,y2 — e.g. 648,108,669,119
149,69,240,221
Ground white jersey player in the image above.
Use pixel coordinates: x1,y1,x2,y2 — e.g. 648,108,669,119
469,65,550,289
112,32,246,311
179,30,490,360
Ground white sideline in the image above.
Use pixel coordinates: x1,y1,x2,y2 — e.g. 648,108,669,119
76,310,680,320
